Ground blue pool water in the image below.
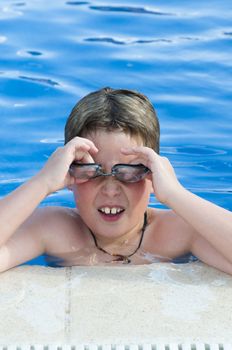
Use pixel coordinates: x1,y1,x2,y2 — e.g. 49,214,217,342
0,0,231,265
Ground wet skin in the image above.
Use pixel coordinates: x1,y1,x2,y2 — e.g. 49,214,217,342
0,131,232,273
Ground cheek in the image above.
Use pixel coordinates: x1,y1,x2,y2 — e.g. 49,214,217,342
129,180,152,204
73,182,96,207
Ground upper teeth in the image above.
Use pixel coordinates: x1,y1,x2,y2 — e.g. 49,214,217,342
99,207,123,215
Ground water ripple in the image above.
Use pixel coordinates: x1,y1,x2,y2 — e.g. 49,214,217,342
83,30,232,47
13,2,26,6
85,37,126,45
89,6,173,16
0,178,28,185
189,187,232,194
17,50,43,57
66,1,89,5
83,29,232,49
84,37,172,45
156,94,208,104
0,5,23,19
136,39,172,44
163,145,227,156
19,75,60,87
40,138,63,144
179,36,200,41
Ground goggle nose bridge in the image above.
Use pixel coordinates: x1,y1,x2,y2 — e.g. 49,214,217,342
95,168,119,178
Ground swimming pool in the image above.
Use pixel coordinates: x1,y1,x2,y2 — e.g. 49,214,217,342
0,0,231,265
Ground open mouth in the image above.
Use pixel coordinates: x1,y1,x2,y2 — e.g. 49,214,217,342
98,206,125,216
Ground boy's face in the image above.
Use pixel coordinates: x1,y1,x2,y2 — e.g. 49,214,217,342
72,130,152,240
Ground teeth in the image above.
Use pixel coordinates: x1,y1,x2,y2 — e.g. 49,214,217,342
105,207,111,214
111,208,117,215
99,207,123,215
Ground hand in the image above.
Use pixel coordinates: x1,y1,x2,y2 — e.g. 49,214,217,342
121,146,183,206
35,137,98,194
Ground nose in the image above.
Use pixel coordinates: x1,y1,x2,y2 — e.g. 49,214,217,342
100,176,122,197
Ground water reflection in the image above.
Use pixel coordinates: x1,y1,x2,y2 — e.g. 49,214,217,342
0,36,7,44
40,138,63,144
162,145,228,156
19,75,60,87
0,5,23,19
89,5,173,16
66,1,89,5
17,50,43,57
13,3,26,7
84,37,173,45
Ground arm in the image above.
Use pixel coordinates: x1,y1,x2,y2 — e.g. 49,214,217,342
0,176,48,247
0,137,98,272
166,186,232,264
122,146,232,272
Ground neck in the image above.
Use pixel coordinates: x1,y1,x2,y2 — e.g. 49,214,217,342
89,212,148,260
96,223,141,250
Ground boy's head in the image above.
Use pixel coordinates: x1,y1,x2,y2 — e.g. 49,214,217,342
65,87,160,153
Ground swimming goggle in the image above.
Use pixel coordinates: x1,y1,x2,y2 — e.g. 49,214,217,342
69,162,151,183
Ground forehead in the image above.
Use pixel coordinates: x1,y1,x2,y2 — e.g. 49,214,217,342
86,130,143,148
85,130,143,164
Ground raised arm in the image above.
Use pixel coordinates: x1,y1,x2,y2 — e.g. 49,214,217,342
0,137,98,271
122,146,232,273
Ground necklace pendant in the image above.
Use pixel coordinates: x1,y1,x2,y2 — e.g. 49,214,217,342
112,256,131,264
123,256,131,264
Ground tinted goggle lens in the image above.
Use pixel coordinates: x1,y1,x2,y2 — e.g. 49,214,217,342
69,163,100,179
69,163,150,183
112,164,150,182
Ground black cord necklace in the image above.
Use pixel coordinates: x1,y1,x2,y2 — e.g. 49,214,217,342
89,212,148,264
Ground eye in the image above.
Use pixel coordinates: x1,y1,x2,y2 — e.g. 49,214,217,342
113,165,149,182
69,164,100,179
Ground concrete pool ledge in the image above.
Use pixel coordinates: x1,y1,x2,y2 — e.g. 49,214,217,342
0,262,232,345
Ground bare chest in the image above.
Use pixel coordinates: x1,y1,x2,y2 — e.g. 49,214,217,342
45,227,177,267
44,208,192,267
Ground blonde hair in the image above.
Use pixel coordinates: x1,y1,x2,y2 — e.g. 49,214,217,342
65,87,160,153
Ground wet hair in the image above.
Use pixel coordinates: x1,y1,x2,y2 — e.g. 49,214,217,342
64,87,160,153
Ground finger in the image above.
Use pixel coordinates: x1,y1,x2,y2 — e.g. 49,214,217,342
74,149,95,163
80,152,95,163
121,147,158,163
64,142,96,164
68,137,99,154
120,147,135,155
121,146,159,169
122,146,158,156
67,143,97,158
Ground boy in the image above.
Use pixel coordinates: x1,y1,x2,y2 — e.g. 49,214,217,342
0,87,231,273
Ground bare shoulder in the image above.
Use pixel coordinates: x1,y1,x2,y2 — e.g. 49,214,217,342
0,206,87,272
29,206,88,254
30,206,81,228
146,208,195,257
34,205,80,223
